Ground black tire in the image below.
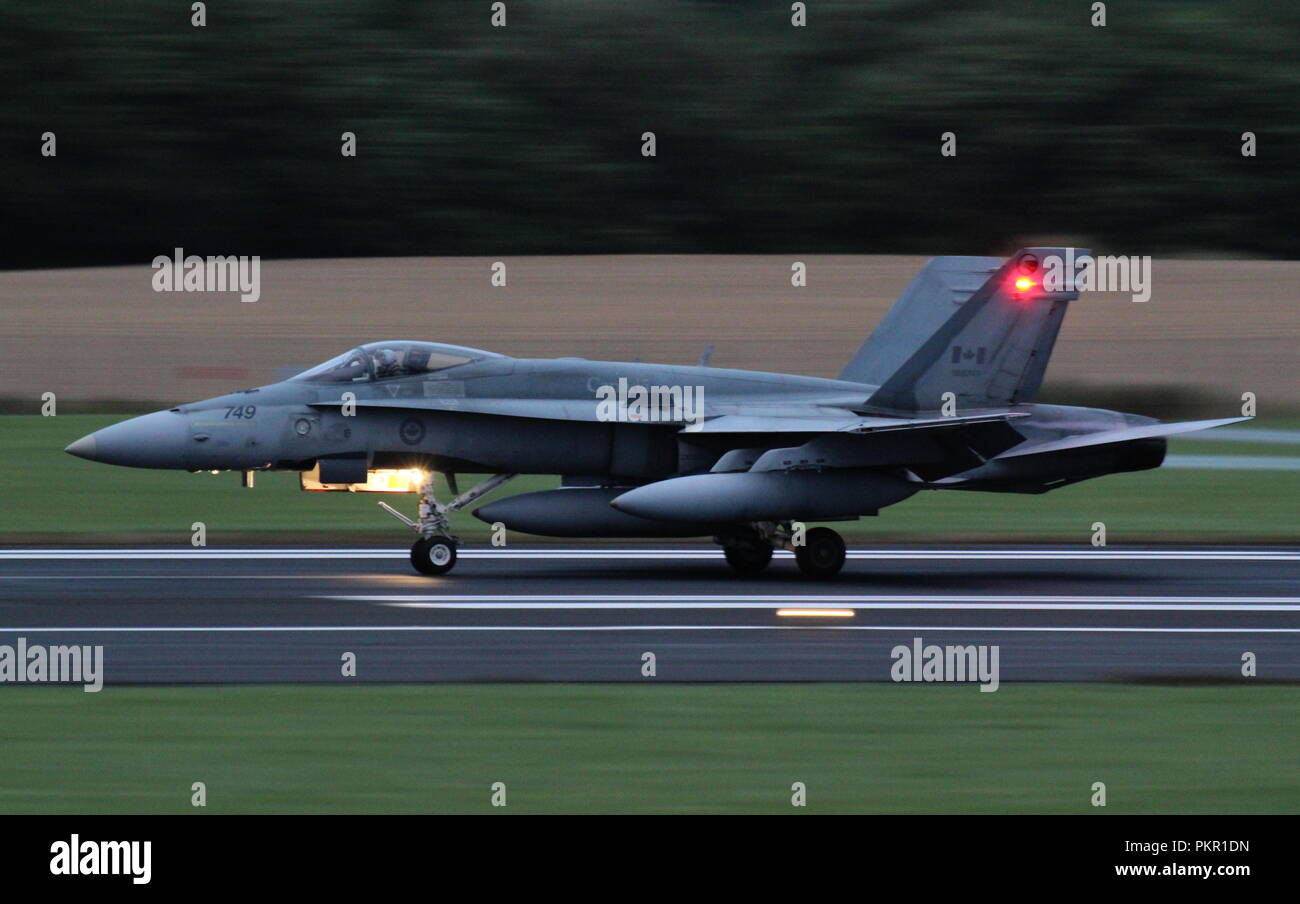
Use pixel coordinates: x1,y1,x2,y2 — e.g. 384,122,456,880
794,527,846,579
723,541,773,576
411,535,458,576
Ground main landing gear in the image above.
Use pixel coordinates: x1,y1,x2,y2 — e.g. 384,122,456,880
379,471,515,576
722,536,773,576
792,527,847,579
717,523,848,579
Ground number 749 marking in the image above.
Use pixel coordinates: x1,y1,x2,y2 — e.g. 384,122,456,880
224,405,257,419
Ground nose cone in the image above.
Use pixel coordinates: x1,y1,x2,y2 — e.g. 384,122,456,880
64,434,97,460
64,410,191,469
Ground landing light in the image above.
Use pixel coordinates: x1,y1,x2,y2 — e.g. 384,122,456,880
360,469,426,493
300,466,427,493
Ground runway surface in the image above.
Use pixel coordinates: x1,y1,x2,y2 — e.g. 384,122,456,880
0,546,1296,683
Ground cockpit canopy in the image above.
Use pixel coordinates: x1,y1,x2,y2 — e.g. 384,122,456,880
291,341,502,384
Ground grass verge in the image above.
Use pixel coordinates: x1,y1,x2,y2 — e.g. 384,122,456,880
1,683,1296,814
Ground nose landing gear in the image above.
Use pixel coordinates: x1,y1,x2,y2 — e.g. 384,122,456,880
379,471,516,576
411,534,458,576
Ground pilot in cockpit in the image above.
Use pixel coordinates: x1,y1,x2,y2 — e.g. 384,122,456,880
372,347,402,379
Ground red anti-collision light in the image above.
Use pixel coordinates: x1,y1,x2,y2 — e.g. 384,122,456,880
1014,277,1036,291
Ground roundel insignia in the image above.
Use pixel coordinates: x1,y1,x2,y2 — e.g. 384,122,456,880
399,418,426,445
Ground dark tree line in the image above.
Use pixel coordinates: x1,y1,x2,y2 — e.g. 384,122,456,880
3,0,1297,268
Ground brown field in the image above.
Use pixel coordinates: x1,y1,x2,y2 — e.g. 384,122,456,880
1,256,1295,410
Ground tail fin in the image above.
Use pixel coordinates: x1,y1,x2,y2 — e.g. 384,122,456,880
840,247,1086,413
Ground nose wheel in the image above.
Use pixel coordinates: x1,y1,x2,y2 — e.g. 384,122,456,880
411,535,458,575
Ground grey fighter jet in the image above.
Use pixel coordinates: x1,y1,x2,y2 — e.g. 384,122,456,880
65,247,1245,577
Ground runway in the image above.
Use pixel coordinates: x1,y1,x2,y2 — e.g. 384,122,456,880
0,546,1296,683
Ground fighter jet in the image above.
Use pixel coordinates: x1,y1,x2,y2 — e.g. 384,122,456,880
65,247,1245,577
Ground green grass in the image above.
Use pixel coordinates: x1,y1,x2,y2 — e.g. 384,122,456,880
2,414,1295,543
1,684,1295,814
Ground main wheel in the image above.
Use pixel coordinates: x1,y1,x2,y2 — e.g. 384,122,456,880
411,535,458,576
794,527,846,579
723,541,773,576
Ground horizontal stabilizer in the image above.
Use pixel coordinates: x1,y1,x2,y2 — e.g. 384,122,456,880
996,416,1251,459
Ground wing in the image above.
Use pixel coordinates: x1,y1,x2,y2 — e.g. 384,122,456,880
682,410,1029,434
309,397,1028,432
687,410,1031,480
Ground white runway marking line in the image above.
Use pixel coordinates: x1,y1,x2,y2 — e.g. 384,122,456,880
1177,427,1300,444
1,625,1298,634
319,594,1300,613
2,548,1298,561
1164,454,1300,471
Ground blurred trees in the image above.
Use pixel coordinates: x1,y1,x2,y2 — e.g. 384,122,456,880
2,0,1297,267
